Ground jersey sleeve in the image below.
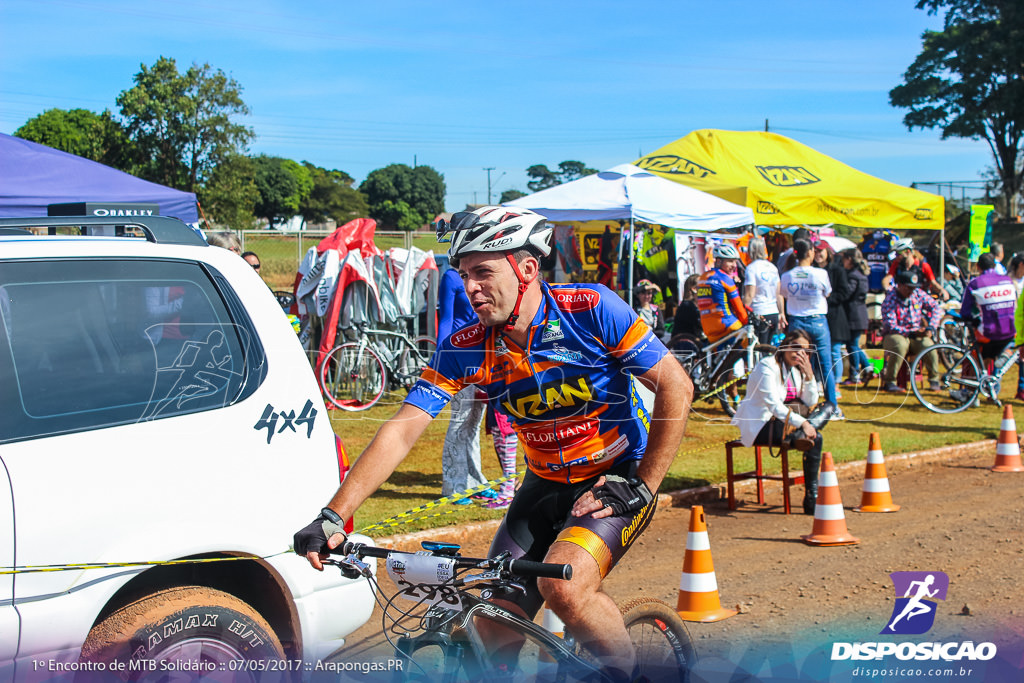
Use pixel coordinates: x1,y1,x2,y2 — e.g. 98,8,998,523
403,333,478,417
591,285,669,371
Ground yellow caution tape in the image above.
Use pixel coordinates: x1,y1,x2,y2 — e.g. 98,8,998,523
0,552,288,576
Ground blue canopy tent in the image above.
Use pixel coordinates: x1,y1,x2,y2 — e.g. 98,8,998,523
0,133,198,223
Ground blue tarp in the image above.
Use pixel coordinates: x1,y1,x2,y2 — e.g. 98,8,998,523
0,133,198,223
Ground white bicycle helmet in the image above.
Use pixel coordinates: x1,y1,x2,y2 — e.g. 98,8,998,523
712,242,741,260
892,237,915,252
438,206,552,264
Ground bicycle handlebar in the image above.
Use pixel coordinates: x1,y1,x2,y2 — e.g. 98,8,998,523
336,541,572,581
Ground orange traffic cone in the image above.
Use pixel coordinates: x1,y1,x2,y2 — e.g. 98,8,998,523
992,404,1024,472
854,433,900,513
802,453,860,546
539,606,564,665
676,506,736,622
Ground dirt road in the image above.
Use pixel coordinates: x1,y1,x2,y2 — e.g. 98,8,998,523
334,442,1024,681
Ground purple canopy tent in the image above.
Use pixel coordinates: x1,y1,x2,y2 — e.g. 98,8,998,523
0,133,198,223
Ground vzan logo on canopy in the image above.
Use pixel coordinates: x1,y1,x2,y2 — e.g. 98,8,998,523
755,165,821,187
635,155,716,179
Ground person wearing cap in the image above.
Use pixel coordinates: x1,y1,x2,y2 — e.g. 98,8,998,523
293,206,692,678
632,278,667,341
886,237,949,301
880,270,943,392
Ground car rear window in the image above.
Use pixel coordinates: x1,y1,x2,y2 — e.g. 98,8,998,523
0,258,262,443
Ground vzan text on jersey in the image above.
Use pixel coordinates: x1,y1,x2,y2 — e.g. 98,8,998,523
405,283,669,484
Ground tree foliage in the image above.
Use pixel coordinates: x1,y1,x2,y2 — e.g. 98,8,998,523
360,164,445,230
889,1,1024,214
499,189,527,203
300,162,369,225
199,153,259,230
252,155,313,228
116,56,254,192
15,108,127,167
526,161,598,192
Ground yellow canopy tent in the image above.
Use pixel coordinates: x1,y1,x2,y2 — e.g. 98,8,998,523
635,129,944,230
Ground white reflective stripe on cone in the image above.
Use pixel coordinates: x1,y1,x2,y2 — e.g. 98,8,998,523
863,478,891,493
1001,419,1016,431
680,572,719,593
819,470,839,487
686,532,711,551
996,442,1021,456
867,450,884,463
814,503,846,520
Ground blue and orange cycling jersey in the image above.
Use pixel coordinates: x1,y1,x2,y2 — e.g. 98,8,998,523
405,282,669,484
695,268,748,342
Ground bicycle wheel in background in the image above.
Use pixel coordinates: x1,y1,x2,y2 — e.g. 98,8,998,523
320,342,387,411
620,598,696,683
910,343,981,414
397,336,437,390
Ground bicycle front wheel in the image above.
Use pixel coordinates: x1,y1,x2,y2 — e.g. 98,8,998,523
620,598,696,683
320,342,387,411
910,343,981,414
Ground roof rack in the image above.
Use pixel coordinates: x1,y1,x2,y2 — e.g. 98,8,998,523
0,216,208,247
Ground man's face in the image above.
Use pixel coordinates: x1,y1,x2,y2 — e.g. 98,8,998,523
244,254,261,271
717,258,738,275
458,251,528,328
896,283,914,299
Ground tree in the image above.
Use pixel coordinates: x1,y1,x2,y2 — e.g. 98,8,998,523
889,1,1024,216
375,200,425,232
116,56,254,191
15,108,128,167
360,164,445,230
300,162,369,225
499,189,527,203
252,156,313,229
526,160,598,192
199,153,259,230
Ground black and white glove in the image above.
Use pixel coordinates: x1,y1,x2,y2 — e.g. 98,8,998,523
293,507,347,556
591,475,655,516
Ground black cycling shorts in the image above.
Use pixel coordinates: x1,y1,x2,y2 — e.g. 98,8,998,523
486,460,657,617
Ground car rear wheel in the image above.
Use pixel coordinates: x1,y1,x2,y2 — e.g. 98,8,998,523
79,586,285,681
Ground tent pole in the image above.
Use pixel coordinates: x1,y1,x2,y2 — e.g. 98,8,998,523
940,225,945,282
628,217,635,307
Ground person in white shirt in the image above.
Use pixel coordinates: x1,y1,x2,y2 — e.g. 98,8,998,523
731,328,824,514
779,238,840,416
991,242,1007,275
742,236,786,344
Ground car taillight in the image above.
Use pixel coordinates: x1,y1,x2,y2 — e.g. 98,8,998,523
335,435,354,534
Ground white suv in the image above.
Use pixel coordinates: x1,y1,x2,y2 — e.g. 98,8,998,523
0,217,374,680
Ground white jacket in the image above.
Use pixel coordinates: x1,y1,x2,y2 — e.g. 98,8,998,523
730,355,819,446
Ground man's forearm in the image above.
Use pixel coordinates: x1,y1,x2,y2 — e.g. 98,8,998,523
636,357,693,493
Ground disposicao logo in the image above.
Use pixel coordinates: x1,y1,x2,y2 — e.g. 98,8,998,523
831,571,997,663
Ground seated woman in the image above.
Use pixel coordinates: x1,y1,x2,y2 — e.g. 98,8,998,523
730,328,825,514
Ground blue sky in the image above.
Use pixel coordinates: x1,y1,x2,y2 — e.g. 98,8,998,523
0,0,994,212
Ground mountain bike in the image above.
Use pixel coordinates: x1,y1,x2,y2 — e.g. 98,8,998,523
328,540,695,682
320,319,436,411
909,330,1017,414
673,321,773,416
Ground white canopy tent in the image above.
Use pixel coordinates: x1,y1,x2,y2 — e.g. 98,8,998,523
504,163,755,303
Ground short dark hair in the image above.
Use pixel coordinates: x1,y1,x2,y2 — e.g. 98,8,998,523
793,228,811,243
793,238,813,261
241,251,259,260
990,242,1004,257
978,252,996,272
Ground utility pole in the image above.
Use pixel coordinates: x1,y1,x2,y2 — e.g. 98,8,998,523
765,119,769,132
484,167,496,204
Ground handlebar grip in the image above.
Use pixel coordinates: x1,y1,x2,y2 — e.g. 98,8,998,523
508,559,573,580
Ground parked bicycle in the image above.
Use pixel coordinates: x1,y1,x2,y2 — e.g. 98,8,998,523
328,539,695,682
320,319,436,411
909,323,1017,414
672,321,773,416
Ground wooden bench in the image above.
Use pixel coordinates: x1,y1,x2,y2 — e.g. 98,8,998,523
724,440,805,514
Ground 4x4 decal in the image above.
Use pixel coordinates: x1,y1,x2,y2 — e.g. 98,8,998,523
254,400,318,444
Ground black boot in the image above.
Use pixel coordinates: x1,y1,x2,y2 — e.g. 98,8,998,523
802,446,822,515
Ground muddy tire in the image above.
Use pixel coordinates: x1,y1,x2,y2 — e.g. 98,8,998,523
79,586,285,681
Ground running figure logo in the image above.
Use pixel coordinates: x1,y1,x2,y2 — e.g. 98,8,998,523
881,571,949,635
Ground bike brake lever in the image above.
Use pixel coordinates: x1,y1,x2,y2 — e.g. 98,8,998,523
324,556,372,579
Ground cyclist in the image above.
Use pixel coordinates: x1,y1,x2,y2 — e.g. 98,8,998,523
959,252,1016,392
294,206,693,679
886,237,949,301
696,242,748,343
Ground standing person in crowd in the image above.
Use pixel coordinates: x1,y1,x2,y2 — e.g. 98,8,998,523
671,274,704,341
880,271,943,392
942,264,965,303
436,265,497,505
960,252,1017,401
294,206,691,678
242,250,261,271
990,242,1007,275
777,227,810,275
1009,254,1024,401
731,329,826,514
633,279,667,341
779,238,841,418
207,231,242,254
886,238,949,301
742,236,786,344
840,248,874,385
859,230,893,293
820,242,852,396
